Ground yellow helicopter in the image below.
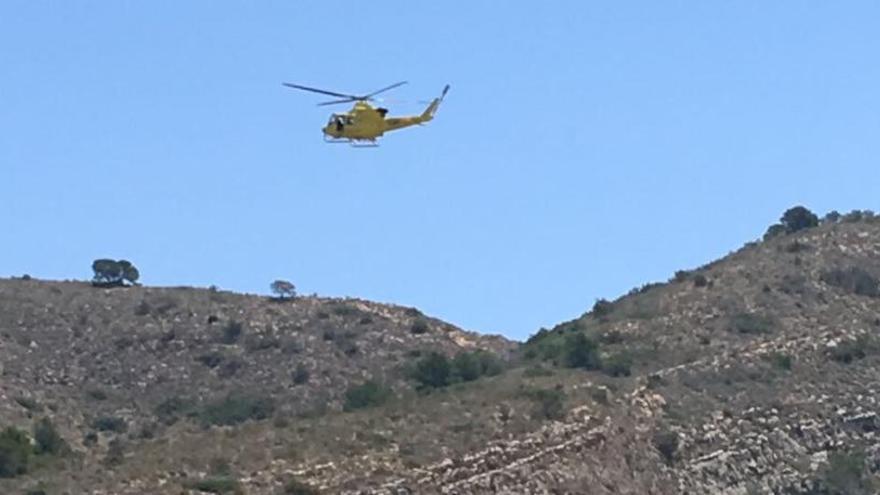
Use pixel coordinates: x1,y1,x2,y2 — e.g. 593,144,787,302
283,81,449,146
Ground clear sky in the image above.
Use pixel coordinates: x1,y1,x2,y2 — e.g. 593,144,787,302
2,2,879,340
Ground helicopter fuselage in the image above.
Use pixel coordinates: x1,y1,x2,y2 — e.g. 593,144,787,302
322,100,439,143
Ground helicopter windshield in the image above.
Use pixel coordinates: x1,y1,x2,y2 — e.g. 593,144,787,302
328,114,354,124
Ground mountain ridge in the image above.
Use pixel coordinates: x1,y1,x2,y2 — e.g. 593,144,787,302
1,210,879,494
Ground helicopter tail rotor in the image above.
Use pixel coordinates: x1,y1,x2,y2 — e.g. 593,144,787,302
419,84,450,121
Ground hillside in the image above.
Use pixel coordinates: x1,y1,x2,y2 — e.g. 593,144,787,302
2,211,880,494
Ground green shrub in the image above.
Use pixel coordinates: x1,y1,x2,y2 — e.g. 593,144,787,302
601,352,633,377
564,333,601,370
343,381,391,412
83,431,98,447
86,388,108,401
284,478,321,494
653,429,679,464
197,351,225,368
199,394,275,427
822,450,874,494
292,364,310,385
523,364,554,377
410,319,430,335
766,352,793,371
13,396,42,412
330,303,358,316
591,299,614,318
155,396,197,425
821,267,879,298
452,351,503,382
823,210,841,223
729,313,774,334
780,206,819,233
522,328,567,362
92,416,127,433
33,418,66,455
209,457,232,476
184,477,242,494
412,352,452,389
829,336,874,364
104,438,124,466
0,427,31,478
221,321,244,344
524,388,566,420
692,273,709,288
763,223,786,241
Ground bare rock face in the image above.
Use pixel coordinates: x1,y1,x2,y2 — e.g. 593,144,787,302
2,217,880,494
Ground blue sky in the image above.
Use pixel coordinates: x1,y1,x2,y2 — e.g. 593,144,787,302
2,2,879,340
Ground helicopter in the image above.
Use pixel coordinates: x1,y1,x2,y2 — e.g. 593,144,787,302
282,81,449,146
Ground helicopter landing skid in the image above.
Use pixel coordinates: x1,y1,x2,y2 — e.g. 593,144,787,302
323,136,379,147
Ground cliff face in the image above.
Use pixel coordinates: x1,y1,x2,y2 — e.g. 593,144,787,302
2,216,879,494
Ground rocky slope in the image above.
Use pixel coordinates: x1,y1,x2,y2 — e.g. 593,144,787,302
2,212,879,494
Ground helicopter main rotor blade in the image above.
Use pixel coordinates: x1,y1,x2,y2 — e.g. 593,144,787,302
364,81,408,99
282,82,357,100
317,98,358,106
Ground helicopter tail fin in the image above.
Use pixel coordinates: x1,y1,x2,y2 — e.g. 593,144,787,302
419,84,450,122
